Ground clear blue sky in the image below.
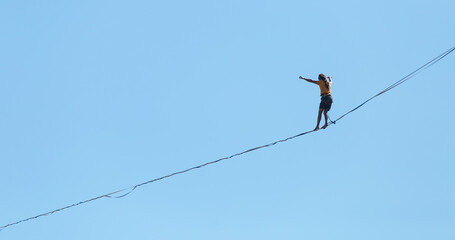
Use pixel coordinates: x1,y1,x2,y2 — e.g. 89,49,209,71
1,0,454,239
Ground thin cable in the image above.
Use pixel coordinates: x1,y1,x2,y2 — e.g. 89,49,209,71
330,45,455,125
0,128,319,232
1,45,454,232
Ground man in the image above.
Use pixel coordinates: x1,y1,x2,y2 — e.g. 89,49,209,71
299,74,333,130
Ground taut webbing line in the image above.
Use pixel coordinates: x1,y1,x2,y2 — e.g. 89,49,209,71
330,45,455,125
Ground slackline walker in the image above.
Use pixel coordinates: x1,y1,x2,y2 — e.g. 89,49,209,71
1,45,454,232
299,74,333,130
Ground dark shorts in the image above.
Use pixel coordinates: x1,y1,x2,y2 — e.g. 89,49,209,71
319,94,333,111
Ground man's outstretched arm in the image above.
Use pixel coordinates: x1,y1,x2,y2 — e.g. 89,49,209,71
299,76,317,84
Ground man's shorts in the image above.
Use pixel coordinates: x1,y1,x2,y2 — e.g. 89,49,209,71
319,94,333,111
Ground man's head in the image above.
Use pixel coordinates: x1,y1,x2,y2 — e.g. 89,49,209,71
318,73,327,81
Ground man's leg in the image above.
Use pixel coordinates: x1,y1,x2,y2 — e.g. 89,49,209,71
315,108,323,130
321,109,329,129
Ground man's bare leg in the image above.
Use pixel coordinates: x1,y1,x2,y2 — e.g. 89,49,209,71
315,108,323,130
321,109,329,129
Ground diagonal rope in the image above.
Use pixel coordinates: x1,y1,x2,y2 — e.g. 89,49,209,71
329,45,455,125
0,128,319,232
1,45,454,232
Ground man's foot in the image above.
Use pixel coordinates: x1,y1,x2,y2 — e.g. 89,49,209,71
314,126,319,131
321,124,328,129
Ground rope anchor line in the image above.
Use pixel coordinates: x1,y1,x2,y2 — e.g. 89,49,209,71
1,45,454,232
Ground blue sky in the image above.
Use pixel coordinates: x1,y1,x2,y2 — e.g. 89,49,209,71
1,0,454,239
